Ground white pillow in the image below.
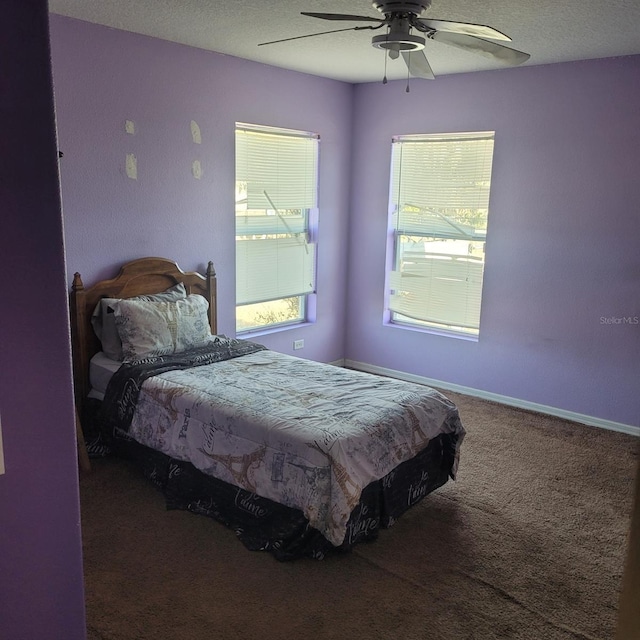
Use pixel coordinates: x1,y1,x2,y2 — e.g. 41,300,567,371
112,294,212,362
90,283,187,361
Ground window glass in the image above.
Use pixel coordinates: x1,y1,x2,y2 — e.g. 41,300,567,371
387,132,495,337
235,124,319,333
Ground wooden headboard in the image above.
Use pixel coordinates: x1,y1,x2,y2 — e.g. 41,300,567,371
70,257,217,414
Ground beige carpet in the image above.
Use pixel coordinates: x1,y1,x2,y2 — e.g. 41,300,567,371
80,392,638,640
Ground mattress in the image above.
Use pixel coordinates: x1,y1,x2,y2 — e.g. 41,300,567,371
88,352,122,400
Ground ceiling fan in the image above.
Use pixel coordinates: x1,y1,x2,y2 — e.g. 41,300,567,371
259,1,530,81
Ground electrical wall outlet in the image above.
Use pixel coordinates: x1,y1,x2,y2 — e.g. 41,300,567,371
293,339,304,350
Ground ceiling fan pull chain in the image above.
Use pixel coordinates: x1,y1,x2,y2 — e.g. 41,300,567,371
382,43,388,83
405,54,411,92
382,27,390,84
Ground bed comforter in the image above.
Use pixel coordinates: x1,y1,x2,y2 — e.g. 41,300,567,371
102,338,465,547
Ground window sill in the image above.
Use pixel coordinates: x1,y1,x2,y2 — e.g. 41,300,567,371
237,320,314,341
384,321,479,343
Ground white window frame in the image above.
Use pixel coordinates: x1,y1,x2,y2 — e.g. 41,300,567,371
235,123,319,334
385,131,495,338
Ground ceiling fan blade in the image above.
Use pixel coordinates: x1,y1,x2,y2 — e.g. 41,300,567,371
402,50,435,80
417,18,511,41
301,12,384,23
430,31,530,66
258,26,369,46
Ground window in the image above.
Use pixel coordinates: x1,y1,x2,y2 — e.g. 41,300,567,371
235,123,319,333
386,132,495,337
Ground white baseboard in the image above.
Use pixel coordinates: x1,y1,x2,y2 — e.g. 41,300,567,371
344,359,640,438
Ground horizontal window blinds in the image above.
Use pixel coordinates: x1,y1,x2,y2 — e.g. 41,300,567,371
389,254,484,329
391,210,485,241
236,125,318,210
236,124,319,307
236,238,316,306
236,213,307,237
391,133,494,214
388,132,494,334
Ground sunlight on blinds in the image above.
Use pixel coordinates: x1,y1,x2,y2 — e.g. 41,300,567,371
235,123,319,311
236,124,318,210
388,132,495,336
236,237,316,305
389,254,484,329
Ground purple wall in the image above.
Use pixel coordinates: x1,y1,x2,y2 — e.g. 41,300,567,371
49,16,353,364
2,10,633,638
0,2,86,638
47,18,638,432
348,58,640,427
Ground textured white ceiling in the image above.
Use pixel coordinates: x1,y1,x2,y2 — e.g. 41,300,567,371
49,0,640,83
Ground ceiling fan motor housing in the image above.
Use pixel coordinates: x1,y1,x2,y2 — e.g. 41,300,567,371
371,2,430,52
372,1,432,16
372,30,426,51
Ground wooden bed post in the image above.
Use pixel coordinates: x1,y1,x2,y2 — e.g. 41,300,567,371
70,272,92,472
70,271,89,409
207,261,218,335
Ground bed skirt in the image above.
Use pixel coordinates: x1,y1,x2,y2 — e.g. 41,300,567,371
110,431,459,561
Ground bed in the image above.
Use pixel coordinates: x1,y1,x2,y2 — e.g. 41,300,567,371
71,257,465,560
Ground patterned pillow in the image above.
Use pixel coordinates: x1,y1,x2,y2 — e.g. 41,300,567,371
91,283,187,361
112,294,212,362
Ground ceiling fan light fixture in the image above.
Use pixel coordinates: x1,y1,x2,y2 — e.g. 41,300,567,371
372,32,425,51
372,1,432,15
